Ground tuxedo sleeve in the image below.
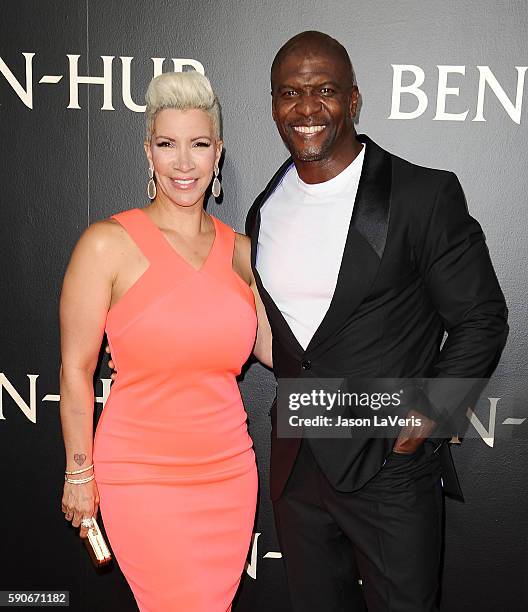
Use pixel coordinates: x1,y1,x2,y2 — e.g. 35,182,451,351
245,191,265,236
245,204,256,237
415,172,509,430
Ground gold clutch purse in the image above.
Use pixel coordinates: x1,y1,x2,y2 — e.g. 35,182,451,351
82,517,112,567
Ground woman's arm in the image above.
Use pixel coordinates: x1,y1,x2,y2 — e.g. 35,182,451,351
234,233,273,368
251,275,273,368
59,221,115,534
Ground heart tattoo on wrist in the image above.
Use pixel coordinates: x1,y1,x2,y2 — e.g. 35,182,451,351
74,453,87,466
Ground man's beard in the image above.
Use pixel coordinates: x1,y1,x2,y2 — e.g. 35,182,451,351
283,125,334,163
294,144,326,162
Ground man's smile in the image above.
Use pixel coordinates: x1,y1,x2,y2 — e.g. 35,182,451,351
292,125,326,135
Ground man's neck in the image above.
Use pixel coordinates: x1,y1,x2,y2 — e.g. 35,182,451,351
294,133,363,185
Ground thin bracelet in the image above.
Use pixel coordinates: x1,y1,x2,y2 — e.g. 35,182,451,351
65,474,95,484
65,463,94,475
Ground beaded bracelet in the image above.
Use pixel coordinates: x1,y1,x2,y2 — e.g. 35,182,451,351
65,474,95,484
65,463,94,475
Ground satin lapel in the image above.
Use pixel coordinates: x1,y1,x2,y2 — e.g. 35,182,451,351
306,135,392,354
249,156,293,271
250,158,305,355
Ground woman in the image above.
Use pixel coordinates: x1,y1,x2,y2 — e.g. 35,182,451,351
59,71,272,611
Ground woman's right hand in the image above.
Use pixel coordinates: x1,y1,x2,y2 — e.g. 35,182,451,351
61,479,100,539
105,344,117,381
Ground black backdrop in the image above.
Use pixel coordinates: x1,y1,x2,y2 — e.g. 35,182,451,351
1,1,527,610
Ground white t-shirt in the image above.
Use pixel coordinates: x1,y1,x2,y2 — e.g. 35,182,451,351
257,145,366,349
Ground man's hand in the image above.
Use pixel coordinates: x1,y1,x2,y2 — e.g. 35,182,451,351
392,409,437,454
105,345,117,381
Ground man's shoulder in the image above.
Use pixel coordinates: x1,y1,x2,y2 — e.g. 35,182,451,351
245,157,293,235
381,142,452,181
381,142,458,193
367,137,464,226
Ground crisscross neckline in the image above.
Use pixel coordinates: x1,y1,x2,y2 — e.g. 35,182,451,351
136,207,218,273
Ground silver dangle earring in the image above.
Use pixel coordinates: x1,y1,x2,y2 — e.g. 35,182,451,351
147,167,157,200
212,166,221,199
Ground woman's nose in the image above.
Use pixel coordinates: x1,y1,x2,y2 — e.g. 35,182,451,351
172,151,195,173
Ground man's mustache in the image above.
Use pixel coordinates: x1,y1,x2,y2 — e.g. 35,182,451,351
288,121,329,128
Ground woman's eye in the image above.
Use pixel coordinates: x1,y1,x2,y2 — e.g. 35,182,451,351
194,141,211,148
157,141,172,147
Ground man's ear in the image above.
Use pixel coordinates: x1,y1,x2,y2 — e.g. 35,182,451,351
349,86,359,120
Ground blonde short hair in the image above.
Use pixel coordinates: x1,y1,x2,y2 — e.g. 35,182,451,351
145,71,222,140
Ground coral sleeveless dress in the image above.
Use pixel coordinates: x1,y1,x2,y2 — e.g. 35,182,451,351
92,208,258,611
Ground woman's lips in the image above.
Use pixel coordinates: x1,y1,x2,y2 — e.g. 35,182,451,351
171,178,198,189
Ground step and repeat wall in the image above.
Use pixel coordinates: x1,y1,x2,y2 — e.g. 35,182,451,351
1,1,527,610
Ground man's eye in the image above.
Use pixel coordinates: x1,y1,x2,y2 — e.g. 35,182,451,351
320,88,334,95
284,90,298,97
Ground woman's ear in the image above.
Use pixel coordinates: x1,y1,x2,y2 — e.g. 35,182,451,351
215,140,224,168
144,139,153,168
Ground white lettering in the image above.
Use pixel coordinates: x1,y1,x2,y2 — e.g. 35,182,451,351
95,378,112,407
326,392,336,411
434,66,469,121
171,58,205,74
0,373,39,423
474,66,528,124
120,57,167,112
245,532,260,579
67,54,115,110
389,64,428,119
467,397,499,447
0,52,35,108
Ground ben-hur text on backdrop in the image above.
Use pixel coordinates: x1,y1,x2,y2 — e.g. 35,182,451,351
1,54,527,123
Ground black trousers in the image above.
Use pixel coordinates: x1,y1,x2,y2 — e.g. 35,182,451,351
273,439,444,612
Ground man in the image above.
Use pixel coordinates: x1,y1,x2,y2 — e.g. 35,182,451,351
245,31,508,611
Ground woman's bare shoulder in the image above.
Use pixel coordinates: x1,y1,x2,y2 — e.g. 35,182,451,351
77,216,129,250
69,216,135,271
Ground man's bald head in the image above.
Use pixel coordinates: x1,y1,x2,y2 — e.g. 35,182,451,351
271,31,356,92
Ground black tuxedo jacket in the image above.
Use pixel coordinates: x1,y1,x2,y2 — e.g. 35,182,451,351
246,134,508,501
